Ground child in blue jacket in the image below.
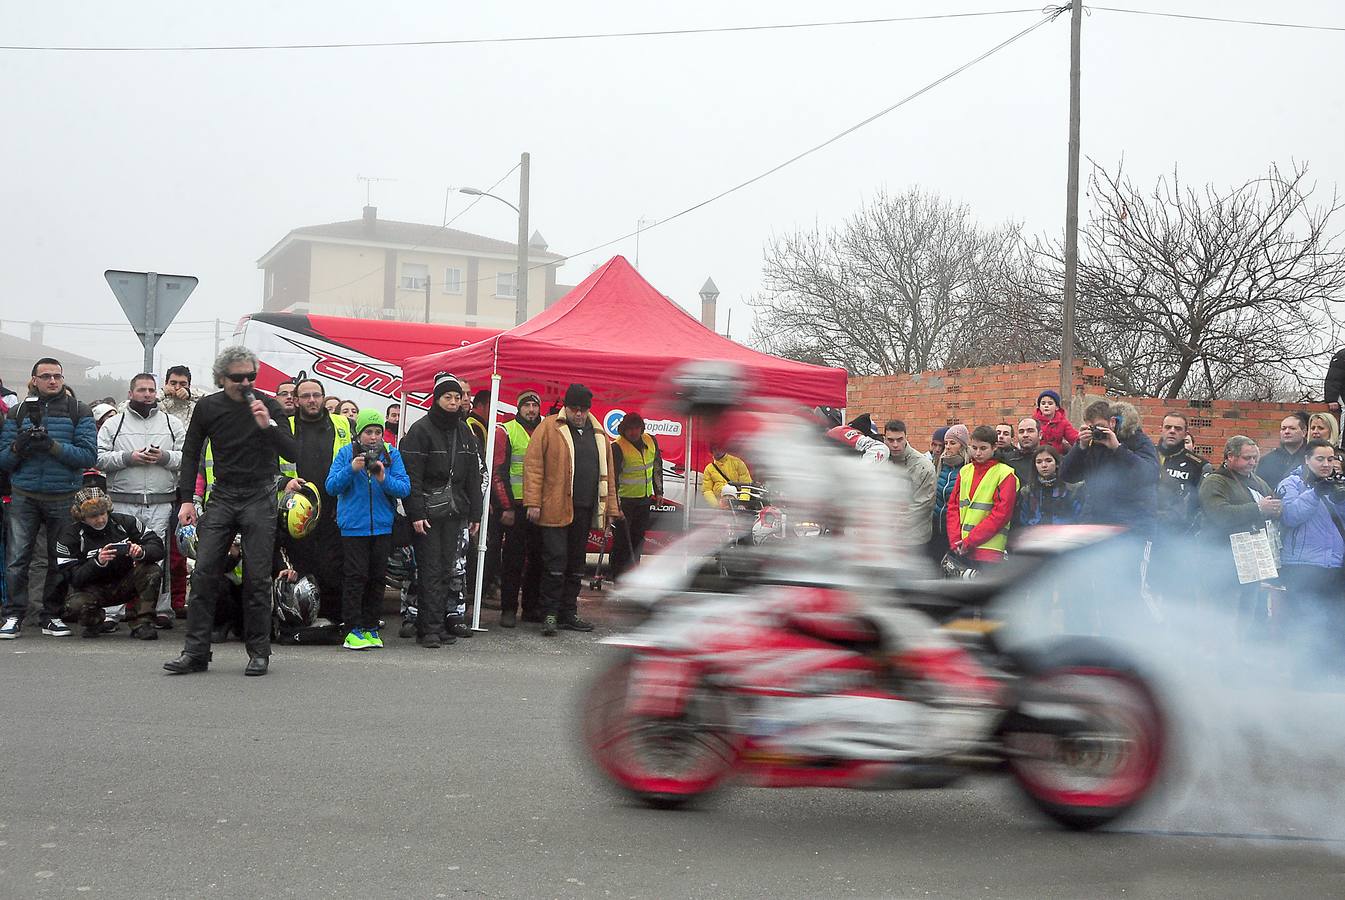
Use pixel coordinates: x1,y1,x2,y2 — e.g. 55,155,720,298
326,409,410,650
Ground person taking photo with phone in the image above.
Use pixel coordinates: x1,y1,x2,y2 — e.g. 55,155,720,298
96,373,185,631
55,486,165,639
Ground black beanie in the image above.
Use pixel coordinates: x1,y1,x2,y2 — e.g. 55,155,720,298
563,383,593,409
433,371,462,402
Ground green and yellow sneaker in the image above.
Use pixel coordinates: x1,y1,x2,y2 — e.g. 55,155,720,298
343,628,371,650
365,629,384,649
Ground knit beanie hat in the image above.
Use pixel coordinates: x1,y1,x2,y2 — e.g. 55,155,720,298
516,389,540,406
563,383,593,409
433,371,463,402
1037,389,1063,407
355,408,385,435
932,426,949,442
944,423,971,448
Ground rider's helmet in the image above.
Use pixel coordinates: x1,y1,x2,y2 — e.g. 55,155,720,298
811,406,844,429
272,575,319,627
279,482,322,540
667,361,747,415
176,523,199,560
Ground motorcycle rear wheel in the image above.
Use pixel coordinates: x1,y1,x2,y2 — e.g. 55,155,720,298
580,653,742,810
1004,645,1164,831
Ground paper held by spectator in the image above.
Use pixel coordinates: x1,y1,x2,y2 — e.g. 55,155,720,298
1230,530,1278,584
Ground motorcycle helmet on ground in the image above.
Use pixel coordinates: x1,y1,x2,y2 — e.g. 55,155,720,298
279,482,322,540
176,524,199,560
273,575,319,628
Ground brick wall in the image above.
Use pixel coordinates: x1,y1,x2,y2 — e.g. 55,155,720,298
847,360,1328,459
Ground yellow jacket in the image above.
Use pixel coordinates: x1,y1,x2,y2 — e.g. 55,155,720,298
703,453,752,506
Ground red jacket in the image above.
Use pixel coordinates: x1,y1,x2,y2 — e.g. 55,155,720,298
1033,408,1079,455
946,459,1018,562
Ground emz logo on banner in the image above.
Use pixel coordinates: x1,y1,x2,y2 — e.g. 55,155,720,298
603,409,626,438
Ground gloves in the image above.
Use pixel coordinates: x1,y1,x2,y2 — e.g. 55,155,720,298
11,432,34,458
26,432,53,455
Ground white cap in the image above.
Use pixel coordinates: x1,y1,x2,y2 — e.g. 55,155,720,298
92,403,117,421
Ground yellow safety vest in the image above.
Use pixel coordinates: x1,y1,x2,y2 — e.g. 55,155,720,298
614,434,657,499
202,440,215,505
501,419,531,501
280,414,351,481
957,462,1016,554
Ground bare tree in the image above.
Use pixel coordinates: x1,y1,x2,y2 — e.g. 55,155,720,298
1026,161,1345,400
750,188,1045,375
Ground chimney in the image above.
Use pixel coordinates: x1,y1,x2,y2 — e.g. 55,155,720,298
30,321,45,348
362,205,377,234
698,277,720,331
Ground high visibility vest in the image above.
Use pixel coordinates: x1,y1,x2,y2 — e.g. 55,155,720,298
202,441,215,505
501,419,531,500
279,414,351,481
614,434,657,499
957,462,1016,554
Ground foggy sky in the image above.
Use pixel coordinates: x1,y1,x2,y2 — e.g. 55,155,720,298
3,0,1343,384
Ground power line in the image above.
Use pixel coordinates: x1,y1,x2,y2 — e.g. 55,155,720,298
0,318,219,329
357,7,1062,300
0,9,1042,53
549,8,1063,269
1092,6,1345,34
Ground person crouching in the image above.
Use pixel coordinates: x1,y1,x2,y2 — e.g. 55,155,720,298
55,486,165,639
326,409,410,650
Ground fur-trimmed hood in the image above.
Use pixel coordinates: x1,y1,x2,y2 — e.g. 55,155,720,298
1081,395,1142,440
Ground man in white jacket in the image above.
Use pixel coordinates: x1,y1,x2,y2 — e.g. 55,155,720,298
96,373,185,628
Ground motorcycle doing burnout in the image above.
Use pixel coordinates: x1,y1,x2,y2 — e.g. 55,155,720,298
581,362,1165,829
580,524,1165,829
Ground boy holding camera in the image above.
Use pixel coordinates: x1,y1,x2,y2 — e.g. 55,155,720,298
55,486,166,639
325,409,410,650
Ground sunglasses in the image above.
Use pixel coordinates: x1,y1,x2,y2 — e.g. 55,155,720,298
226,372,258,383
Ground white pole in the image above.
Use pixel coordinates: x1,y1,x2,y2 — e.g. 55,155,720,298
470,373,503,631
682,414,695,531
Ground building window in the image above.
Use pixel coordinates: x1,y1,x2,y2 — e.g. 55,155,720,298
495,271,517,299
443,267,463,294
400,263,428,291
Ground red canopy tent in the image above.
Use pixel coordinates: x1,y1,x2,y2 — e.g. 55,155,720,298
401,256,847,631
400,255,847,406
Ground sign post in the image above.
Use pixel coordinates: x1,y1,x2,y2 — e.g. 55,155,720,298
104,269,198,374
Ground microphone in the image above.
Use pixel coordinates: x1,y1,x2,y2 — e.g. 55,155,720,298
243,389,256,406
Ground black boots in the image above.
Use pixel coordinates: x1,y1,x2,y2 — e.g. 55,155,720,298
163,652,210,674
244,656,269,677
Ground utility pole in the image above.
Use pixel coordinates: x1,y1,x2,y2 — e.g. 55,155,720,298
1059,0,1082,402
515,151,530,325
213,318,221,360
425,272,432,324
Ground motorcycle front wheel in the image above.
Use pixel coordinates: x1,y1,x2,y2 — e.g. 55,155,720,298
1003,643,1165,831
579,652,742,810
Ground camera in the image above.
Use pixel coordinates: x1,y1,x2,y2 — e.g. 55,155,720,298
1090,425,1108,440
361,448,381,468
106,541,132,559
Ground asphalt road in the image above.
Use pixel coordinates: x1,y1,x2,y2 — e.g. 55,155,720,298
1,610,1342,899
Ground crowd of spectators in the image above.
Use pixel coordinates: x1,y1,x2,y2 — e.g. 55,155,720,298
845,392,1344,673
2,349,1341,677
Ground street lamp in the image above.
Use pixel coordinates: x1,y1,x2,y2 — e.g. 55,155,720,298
698,277,719,331
458,150,530,326
458,186,519,214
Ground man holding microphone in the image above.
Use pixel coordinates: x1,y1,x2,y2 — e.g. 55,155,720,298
163,347,297,676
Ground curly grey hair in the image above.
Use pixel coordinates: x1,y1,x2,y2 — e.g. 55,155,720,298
1223,435,1258,460
212,345,259,387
